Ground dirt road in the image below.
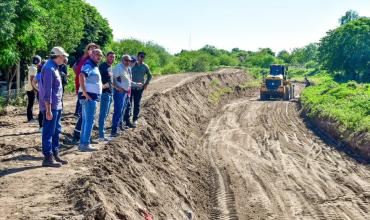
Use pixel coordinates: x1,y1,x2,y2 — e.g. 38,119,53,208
206,97,370,219
1,68,370,219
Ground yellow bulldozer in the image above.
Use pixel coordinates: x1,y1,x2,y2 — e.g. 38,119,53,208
260,65,293,101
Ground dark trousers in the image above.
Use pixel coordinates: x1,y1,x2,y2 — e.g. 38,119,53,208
38,111,43,128
36,92,43,128
42,110,62,157
74,97,80,115
131,89,144,121
73,101,82,139
123,96,131,124
26,91,35,121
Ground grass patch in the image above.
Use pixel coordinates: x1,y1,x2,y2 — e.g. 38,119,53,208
0,96,5,114
240,79,261,89
209,87,233,104
301,80,370,132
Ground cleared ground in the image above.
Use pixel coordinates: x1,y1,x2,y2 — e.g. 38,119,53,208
206,97,370,219
1,69,369,219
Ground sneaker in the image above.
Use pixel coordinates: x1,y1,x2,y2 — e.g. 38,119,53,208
90,139,99,144
28,119,36,123
98,137,112,142
42,155,62,167
132,120,138,128
78,145,98,152
53,153,69,165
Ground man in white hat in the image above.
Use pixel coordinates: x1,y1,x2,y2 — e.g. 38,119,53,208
39,46,69,167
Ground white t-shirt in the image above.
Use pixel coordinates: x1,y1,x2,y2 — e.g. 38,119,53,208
25,65,37,91
113,63,131,91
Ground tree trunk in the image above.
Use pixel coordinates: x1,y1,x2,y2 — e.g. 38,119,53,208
7,65,16,102
16,61,20,94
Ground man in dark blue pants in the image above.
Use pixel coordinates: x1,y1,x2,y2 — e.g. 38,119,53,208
39,47,69,167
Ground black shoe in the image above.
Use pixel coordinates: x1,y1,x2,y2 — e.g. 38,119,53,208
119,123,125,131
64,136,79,145
53,153,69,165
42,155,62,167
110,133,119,138
125,121,133,128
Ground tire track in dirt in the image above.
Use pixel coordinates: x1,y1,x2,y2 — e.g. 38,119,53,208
205,95,370,219
205,117,239,220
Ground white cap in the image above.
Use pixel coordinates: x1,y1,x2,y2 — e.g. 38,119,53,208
122,54,132,61
50,46,69,57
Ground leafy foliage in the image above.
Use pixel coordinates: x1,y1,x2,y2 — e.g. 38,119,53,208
318,17,370,81
301,80,370,132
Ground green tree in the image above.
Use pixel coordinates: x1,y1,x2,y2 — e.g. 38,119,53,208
339,10,360,26
69,1,113,64
0,0,45,69
290,43,318,65
277,50,292,64
318,17,370,81
38,0,85,54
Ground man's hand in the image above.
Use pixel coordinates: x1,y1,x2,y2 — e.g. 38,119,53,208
116,87,126,93
46,111,53,121
83,91,92,100
102,83,109,89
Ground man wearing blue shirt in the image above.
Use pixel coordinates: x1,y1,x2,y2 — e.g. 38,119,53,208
78,49,103,151
39,47,69,167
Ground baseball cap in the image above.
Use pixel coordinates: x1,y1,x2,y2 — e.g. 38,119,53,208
122,54,132,61
50,46,69,57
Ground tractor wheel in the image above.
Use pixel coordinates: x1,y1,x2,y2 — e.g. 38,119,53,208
260,93,265,101
260,93,269,101
283,88,290,100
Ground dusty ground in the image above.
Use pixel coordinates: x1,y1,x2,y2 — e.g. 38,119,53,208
205,94,370,219
1,68,370,219
0,71,215,219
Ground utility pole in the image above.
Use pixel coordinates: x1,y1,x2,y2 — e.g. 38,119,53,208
188,33,192,51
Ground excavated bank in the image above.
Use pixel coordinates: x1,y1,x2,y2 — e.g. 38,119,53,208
67,70,254,219
300,109,370,161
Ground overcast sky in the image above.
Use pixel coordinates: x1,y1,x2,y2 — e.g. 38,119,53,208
85,0,370,54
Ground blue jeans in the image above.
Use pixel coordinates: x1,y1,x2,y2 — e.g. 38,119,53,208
42,109,62,157
98,92,112,138
111,89,127,135
120,95,130,126
80,99,97,146
131,89,144,121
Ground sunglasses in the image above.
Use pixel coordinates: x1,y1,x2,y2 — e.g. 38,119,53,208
123,59,130,62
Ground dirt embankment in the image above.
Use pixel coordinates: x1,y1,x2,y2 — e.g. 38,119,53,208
300,107,370,160
66,69,254,219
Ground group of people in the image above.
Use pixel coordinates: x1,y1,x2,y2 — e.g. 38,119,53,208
27,43,152,167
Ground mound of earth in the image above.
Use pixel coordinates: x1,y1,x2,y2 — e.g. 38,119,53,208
66,69,253,219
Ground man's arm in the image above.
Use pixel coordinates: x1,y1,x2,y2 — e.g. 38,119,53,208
43,70,53,120
79,72,91,100
143,65,152,89
112,65,126,92
31,77,38,92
